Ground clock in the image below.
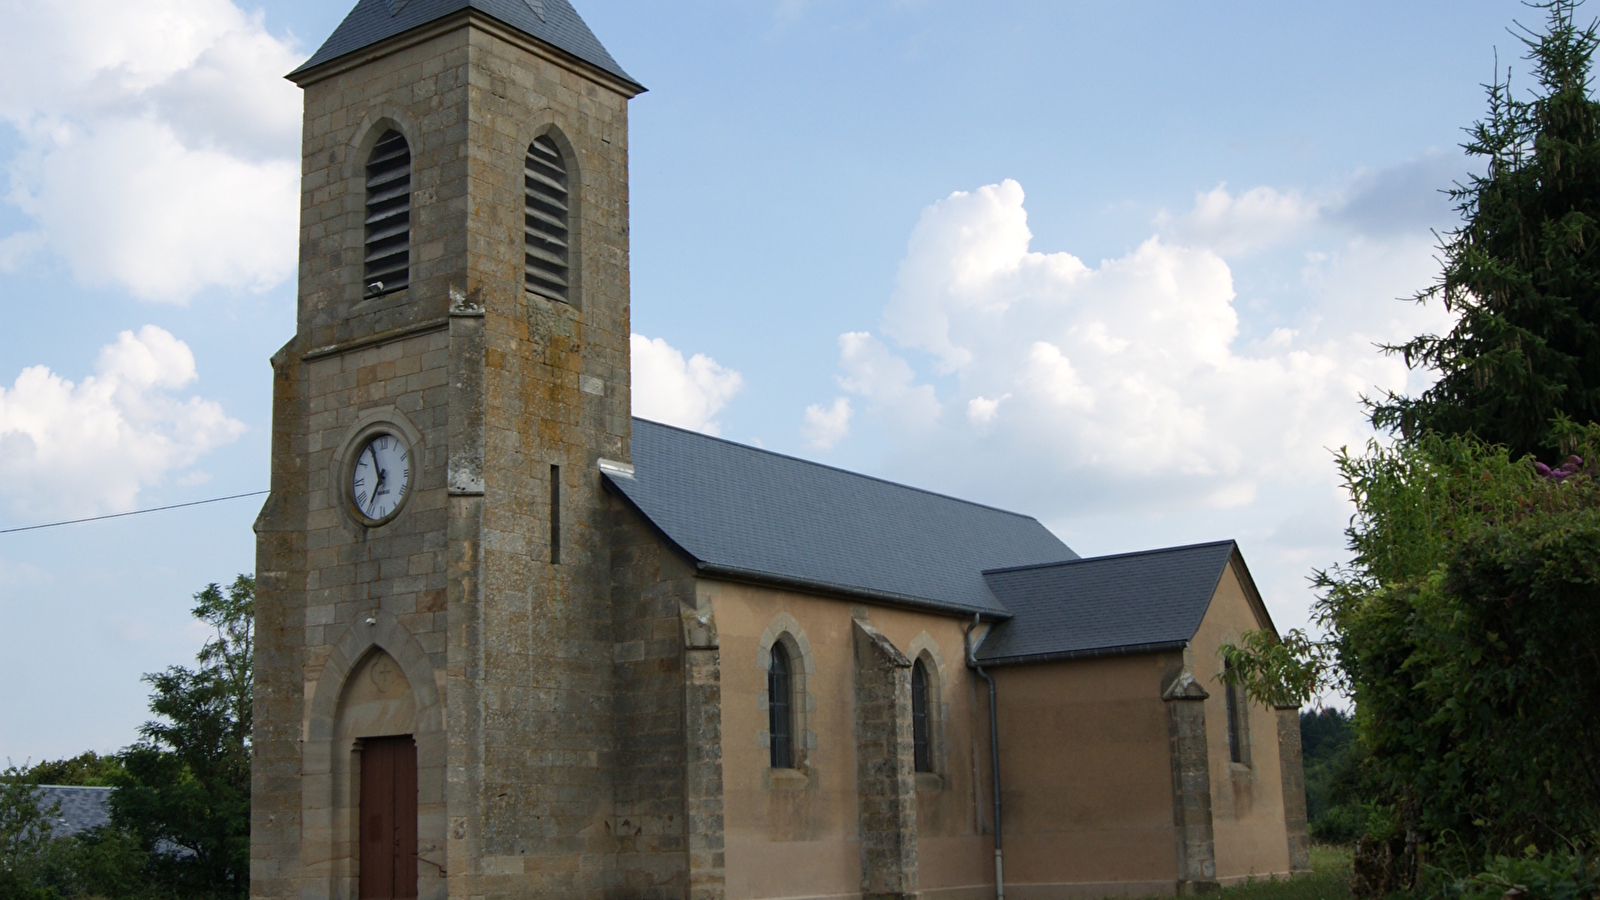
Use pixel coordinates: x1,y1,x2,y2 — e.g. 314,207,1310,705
350,432,411,523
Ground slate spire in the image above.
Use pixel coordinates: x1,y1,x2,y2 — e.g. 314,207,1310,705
289,0,641,90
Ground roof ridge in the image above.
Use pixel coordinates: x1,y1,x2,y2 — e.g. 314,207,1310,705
981,538,1236,575
633,416,1048,524
34,784,114,791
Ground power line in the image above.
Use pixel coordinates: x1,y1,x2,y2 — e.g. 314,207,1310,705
0,490,270,536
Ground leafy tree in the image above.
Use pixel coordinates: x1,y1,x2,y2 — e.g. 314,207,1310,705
1371,0,1600,460
1299,709,1365,844
112,574,254,898
1,763,156,899
0,576,255,899
0,768,61,899
21,752,126,787
1228,431,1600,875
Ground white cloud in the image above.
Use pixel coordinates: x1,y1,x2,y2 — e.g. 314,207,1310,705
834,331,941,432
1157,184,1320,256
0,0,302,302
810,179,1452,514
803,397,853,449
631,333,744,435
0,326,247,518
805,176,1458,642
966,394,1008,428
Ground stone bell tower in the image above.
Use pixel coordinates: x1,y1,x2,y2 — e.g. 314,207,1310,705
252,2,644,897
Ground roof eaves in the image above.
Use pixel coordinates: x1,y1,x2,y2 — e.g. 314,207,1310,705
976,639,1189,668
287,7,646,96
693,562,1014,621
1226,545,1280,639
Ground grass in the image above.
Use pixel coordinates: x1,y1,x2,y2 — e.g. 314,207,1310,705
1212,844,1354,900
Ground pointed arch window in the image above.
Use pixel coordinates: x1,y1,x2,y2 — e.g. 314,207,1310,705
364,129,412,296
912,659,933,773
524,135,571,302
1224,659,1250,765
768,642,794,769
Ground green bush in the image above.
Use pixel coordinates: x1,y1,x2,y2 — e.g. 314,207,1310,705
1447,848,1600,900
1229,430,1600,877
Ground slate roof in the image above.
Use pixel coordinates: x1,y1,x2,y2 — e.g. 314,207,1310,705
604,419,1079,616
290,0,641,90
975,540,1245,665
35,785,112,839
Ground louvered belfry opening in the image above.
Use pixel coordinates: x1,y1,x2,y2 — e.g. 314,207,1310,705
524,135,571,302
364,129,411,296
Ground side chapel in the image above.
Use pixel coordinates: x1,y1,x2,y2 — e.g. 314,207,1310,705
251,2,1312,899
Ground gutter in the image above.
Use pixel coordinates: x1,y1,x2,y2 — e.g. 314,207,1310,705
974,639,1189,668
695,561,1011,622
965,615,1004,900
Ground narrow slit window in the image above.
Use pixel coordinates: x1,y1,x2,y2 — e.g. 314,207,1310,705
550,464,561,565
912,659,932,773
524,135,571,302
364,129,412,296
768,643,793,769
1225,659,1246,764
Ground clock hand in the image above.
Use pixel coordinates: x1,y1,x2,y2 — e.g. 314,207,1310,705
364,446,384,512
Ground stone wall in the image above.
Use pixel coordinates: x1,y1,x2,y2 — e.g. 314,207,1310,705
1274,708,1311,873
851,618,919,900
606,492,701,899
460,17,634,896
257,13,639,899
1163,672,1218,895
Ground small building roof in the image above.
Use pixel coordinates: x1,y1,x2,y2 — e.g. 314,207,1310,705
35,785,113,839
975,540,1257,665
290,0,641,91
605,419,1079,616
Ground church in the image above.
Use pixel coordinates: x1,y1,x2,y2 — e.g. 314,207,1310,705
250,2,1311,899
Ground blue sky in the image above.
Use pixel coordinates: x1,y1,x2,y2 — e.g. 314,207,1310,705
0,0,1533,761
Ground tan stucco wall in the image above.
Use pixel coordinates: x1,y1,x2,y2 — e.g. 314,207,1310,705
706,581,988,900
687,559,1294,899
1188,563,1292,883
989,655,1179,898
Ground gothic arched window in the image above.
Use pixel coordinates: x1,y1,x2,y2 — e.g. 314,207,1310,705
524,135,570,302
912,659,933,773
364,129,412,296
768,642,794,769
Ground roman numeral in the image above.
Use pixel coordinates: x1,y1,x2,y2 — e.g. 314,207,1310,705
356,490,368,508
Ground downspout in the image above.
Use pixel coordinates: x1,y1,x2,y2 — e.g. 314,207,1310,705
965,614,1004,900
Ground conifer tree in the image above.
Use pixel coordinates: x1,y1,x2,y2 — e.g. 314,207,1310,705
1372,0,1600,458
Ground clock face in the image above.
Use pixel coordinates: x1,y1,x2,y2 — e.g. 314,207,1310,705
351,433,410,522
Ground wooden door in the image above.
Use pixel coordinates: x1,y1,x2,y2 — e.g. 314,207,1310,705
359,735,418,899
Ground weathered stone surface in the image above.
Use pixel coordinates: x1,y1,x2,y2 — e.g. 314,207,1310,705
852,617,919,900
1164,669,1218,895
1275,706,1312,873
255,13,641,899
